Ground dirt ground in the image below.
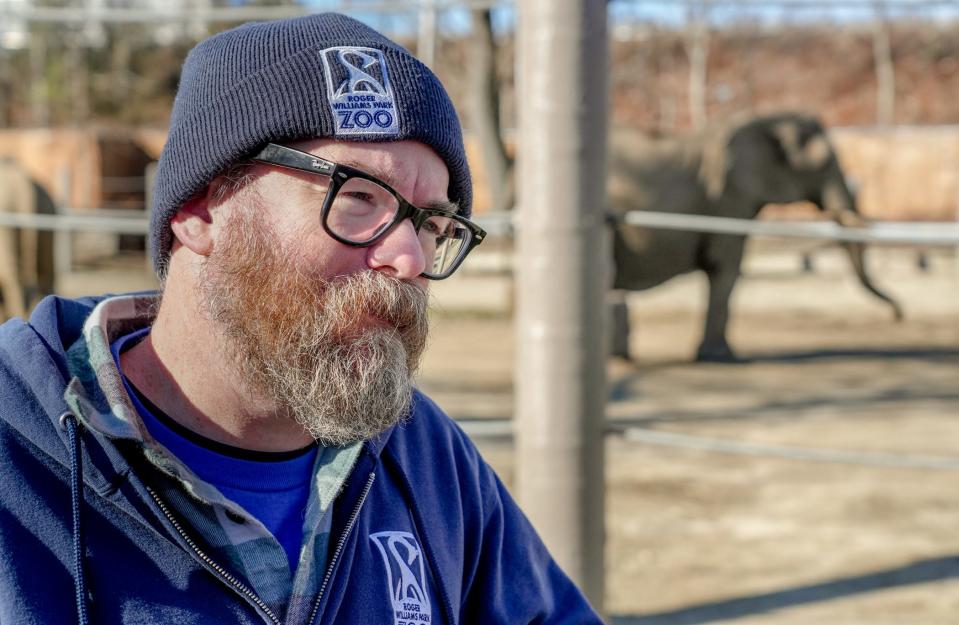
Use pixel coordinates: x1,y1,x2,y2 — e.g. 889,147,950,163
59,239,959,624
417,241,959,625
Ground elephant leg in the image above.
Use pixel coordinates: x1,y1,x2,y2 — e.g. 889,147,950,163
696,236,746,362
0,227,26,319
34,185,58,303
608,290,631,360
19,224,39,308
36,229,55,305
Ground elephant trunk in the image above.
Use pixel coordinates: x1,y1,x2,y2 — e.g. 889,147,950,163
842,240,904,321
819,178,904,322
819,175,862,225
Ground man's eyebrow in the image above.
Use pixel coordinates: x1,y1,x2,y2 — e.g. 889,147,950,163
426,199,459,214
337,158,393,184
338,158,458,213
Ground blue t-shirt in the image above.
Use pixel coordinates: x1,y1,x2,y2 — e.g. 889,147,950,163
111,327,317,574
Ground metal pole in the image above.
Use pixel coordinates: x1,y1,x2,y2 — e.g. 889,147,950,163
145,161,157,272
417,0,437,68
189,0,211,41
515,0,607,612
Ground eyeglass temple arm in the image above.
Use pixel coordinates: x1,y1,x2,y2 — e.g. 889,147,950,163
251,144,336,176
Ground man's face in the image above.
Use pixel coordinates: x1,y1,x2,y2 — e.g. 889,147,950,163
198,141,450,445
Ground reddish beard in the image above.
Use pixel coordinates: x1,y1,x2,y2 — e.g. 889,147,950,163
198,208,430,445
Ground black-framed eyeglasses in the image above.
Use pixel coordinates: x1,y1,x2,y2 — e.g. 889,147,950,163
251,143,486,280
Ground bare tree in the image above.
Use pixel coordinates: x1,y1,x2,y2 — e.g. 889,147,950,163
468,8,514,213
29,28,49,126
872,2,895,125
685,0,710,131
67,29,91,124
110,29,132,107
0,50,8,126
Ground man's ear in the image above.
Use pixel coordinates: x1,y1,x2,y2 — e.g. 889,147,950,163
170,192,216,257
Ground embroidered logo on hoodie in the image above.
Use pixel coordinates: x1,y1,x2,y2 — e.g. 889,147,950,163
370,531,432,625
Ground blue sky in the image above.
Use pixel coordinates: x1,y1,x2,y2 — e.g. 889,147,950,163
300,0,959,35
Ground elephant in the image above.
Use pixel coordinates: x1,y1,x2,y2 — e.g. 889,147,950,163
0,157,56,319
608,112,902,362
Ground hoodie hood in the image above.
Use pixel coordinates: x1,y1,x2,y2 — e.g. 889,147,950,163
0,295,108,471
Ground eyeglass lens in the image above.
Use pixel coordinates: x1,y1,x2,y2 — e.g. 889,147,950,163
326,176,471,277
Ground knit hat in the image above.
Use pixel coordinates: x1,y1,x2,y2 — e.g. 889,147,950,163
151,12,471,274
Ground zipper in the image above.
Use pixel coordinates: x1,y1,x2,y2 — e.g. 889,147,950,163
307,471,376,625
145,486,281,625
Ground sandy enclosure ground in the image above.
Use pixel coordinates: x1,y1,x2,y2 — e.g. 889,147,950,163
59,239,959,624
417,242,959,625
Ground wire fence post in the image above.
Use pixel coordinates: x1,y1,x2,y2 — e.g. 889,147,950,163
54,166,73,283
144,161,157,273
515,0,608,612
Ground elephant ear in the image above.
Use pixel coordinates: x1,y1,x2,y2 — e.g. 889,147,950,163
699,113,836,204
716,113,843,206
769,117,833,172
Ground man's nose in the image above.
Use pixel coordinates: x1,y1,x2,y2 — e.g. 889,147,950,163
366,218,427,280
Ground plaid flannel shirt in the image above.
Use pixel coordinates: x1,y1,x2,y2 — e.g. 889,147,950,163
63,294,361,625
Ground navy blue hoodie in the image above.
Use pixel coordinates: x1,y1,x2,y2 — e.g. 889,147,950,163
0,295,601,625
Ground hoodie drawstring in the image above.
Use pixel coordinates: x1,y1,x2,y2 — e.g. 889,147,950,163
59,412,90,625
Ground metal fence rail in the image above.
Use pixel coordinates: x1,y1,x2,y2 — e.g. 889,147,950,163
2,209,958,245
618,211,959,246
455,417,959,470
0,210,148,234
1,1,508,24
478,211,959,245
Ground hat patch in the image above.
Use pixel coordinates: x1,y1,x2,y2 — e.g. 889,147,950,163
321,46,400,137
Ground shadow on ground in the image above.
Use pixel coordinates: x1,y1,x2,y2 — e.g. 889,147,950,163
622,347,959,371
608,386,959,426
609,347,959,421
740,347,959,364
609,554,959,625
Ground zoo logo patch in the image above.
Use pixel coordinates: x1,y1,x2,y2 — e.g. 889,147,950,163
370,531,433,625
321,46,400,137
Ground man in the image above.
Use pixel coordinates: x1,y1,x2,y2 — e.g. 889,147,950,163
0,12,601,625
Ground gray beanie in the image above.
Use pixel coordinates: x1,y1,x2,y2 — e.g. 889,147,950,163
151,12,471,274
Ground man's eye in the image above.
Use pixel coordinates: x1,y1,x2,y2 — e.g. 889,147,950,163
343,191,376,204
334,193,381,218
423,217,453,236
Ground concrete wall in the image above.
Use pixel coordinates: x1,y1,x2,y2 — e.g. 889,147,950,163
0,128,165,210
833,126,959,221
0,129,102,208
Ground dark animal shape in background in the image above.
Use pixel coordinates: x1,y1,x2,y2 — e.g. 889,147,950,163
0,157,55,319
97,133,154,251
609,112,902,362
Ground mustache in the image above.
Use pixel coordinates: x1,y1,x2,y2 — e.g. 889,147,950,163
319,271,429,338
